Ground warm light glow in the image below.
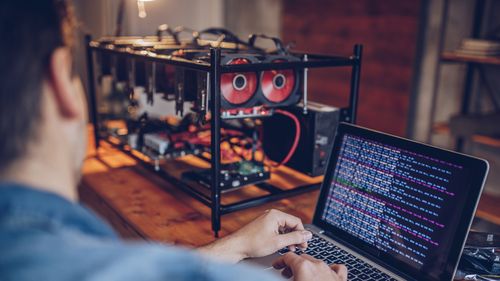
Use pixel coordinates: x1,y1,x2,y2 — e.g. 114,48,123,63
136,0,155,18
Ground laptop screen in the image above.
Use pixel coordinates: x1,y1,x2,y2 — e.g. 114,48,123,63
314,123,488,281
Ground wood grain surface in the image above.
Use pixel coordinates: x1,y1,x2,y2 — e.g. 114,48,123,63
80,128,321,247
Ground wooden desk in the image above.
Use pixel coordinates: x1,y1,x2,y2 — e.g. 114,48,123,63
79,128,320,247
79,128,500,248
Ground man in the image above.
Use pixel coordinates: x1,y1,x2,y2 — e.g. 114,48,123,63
0,1,347,281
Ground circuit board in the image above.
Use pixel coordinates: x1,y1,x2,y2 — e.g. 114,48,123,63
182,161,270,191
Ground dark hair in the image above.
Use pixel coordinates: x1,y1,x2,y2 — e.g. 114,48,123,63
0,0,76,171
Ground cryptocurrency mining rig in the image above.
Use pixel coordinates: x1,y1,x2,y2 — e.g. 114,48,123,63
86,26,363,236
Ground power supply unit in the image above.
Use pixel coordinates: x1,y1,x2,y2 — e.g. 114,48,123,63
262,102,340,177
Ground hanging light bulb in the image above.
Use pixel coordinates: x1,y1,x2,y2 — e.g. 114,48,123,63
137,0,155,18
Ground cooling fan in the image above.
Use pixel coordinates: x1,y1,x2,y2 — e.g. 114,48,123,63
220,56,259,109
261,59,296,103
259,56,300,107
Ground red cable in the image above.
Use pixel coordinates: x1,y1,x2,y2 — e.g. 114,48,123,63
272,109,301,166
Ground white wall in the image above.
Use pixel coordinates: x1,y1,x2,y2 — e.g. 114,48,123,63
72,0,226,112
74,0,280,41
73,0,281,95
75,0,224,38
224,0,282,47
125,0,224,36
74,0,119,37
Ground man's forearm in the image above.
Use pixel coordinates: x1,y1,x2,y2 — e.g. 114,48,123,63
197,233,247,263
197,209,312,264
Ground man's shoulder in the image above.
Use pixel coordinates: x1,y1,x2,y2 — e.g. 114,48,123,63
0,182,117,238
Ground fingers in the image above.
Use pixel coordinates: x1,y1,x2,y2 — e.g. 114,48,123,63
330,264,348,281
271,254,294,279
272,254,289,270
272,253,320,273
273,253,348,281
275,230,312,250
265,210,310,251
272,252,302,270
271,210,305,232
281,266,293,279
297,254,318,263
273,253,303,279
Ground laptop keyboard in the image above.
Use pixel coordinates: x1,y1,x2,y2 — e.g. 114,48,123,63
277,233,398,281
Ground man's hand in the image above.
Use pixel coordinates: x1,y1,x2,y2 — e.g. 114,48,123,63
198,209,312,263
273,252,347,281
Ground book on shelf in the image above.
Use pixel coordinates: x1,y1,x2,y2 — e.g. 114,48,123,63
453,38,500,57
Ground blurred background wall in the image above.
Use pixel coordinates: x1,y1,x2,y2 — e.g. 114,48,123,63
73,0,420,136
282,0,422,136
73,0,500,196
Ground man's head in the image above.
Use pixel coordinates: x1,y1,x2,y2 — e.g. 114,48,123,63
0,0,87,199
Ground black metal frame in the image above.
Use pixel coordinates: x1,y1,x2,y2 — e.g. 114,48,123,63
86,37,363,237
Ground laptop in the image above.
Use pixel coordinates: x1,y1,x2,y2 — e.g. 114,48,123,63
246,122,489,281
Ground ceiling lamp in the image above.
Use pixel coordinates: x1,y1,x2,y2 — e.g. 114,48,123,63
137,0,155,18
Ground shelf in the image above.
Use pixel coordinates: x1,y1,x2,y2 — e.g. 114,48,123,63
432,123,500,148
441,51,500,65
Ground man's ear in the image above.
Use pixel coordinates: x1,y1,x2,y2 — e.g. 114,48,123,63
48,47,80,119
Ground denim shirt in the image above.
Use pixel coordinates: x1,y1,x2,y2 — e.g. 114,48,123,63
0,184,279,281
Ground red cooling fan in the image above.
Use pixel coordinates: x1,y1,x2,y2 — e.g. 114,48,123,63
261,59,296,103
221,58,258,106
